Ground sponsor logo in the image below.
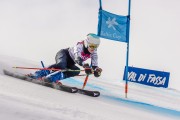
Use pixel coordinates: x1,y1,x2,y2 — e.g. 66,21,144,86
123,66,170,88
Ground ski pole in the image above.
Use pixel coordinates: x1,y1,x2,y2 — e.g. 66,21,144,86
13,67,60,71
40,61,49,75
13,66,86,72
82,62,93,89
41,61,45,68
82,75,89,89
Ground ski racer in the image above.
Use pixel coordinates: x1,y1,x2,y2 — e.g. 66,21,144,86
32,33,102,82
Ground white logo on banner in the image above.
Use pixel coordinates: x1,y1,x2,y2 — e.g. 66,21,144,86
106,17,118,30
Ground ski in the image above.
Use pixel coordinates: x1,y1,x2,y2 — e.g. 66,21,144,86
3,69,78,93
78,89,100,97
52,83,78,93
3,69,100,97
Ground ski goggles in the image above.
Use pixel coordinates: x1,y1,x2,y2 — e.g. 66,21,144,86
88,44,98,49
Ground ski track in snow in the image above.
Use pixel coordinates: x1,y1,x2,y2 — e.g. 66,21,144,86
64,77,180,116
0,55,180,120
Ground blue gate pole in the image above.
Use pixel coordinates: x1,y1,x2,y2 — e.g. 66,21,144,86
125,0,131,98
99,0,102,9
98,0,102,36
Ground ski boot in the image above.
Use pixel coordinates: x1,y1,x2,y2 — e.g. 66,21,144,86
27,70,50,79
45,72,64,83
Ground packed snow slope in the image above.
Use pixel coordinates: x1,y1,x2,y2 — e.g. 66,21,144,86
0,55,180,120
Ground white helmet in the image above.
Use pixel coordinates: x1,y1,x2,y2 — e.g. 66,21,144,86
84,33,100,49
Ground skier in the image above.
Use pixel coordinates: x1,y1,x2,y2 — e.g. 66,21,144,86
32,33,102,82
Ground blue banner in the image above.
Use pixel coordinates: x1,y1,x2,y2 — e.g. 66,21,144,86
123,66,170,88
98,10,129,43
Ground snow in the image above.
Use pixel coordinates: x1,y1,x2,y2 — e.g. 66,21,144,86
0,0,180,119
0,55,180,120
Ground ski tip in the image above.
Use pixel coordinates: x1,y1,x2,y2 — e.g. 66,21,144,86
78,89,100,97
71,88,79,93
93,91,100,97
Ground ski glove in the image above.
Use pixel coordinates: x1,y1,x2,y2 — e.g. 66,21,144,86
83,63,93,75
94,67,102,77
75,56,83,66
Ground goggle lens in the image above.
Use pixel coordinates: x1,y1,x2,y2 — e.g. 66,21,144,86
89,44,98,49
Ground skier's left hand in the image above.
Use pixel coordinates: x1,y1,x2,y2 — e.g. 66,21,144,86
94,67,102,77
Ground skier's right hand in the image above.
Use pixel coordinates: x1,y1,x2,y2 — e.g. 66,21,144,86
83,63,93,75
